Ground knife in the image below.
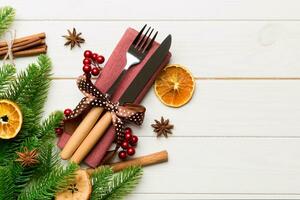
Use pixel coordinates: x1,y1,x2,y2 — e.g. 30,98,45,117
70,35,172,163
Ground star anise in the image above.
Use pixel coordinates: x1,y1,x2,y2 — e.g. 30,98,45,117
68,183,79,194
62,28,85,49
15,147,39,167
151,117,174,138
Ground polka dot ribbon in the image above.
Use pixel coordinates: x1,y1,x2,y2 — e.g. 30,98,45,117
65,75,146,140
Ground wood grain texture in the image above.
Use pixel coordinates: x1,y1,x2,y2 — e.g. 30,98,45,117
45,80,300,137
107,137,300,194
5,21,300,78
5,0,300,199
4,0,300,20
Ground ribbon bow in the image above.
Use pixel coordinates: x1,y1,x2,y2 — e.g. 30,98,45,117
65,75,146,142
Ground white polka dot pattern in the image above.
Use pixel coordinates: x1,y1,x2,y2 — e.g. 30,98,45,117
65,75,146,143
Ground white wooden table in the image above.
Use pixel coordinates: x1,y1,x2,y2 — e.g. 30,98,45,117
4,0,300,199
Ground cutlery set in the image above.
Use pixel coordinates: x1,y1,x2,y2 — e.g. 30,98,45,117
60,25,172,164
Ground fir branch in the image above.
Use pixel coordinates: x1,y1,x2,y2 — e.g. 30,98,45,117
0,166,15,200
91,167,114,200
18,163,78,200
0,55,53,165
0,6,15,37
34,142,60,178
0,64,15,97
4,54,52,123
38,111,64,142
91,166,143,200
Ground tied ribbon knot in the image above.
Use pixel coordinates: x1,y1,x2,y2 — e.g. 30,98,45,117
65,75,146,141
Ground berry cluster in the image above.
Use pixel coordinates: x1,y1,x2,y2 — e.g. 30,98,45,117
118,127,139,160
82,50,105,76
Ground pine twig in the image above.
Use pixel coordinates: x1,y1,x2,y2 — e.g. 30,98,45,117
0,6,15,37
18,163,79,200
0,166,15,200
0,64,15,97
91,166,143,200
91,167,114,200
38,111,64,142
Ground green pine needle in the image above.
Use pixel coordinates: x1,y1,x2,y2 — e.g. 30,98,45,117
91,166,143,200
38,111,64,142
0,64,16,97
0,166,15,200
0,55,53,165
34,142,60,178
0,6,15,37
91,167,114,200
4,54,52,122
18,163,79,200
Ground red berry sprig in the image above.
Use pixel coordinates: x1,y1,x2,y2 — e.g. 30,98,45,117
82,50,105,77
118,127,139,160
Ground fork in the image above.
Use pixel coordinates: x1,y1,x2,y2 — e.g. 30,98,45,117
106,25,158,96
61,25,157,161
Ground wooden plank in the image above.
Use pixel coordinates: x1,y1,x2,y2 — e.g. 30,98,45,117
7,21,300,78
127,194,300,200
46,80,300,137
4,0,300,20
107,137,300,194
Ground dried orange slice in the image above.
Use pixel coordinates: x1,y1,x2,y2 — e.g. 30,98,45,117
154,64,195,107
56,170,92,200
0,99,23,139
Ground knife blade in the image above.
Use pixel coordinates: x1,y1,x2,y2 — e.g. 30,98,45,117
119,34,172,104
70,35,172,164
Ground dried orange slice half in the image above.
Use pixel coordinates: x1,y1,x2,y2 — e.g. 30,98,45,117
0,99,23,139
56,170,92,200
154,64,195,107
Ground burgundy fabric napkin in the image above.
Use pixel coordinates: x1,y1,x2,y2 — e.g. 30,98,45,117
58,28,171,167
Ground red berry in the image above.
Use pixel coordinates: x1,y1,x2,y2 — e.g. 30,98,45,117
121,141,130,149
84,50,93,58
83,58,91,65
82,65,91,73
124,132,132,141
55,127,63,135
64,108,72,116
127,147,135,156
130,135,138,146
92,53,99,60
91,67,100,76
118,151,127,159
96,55,105,64
125,127,132,135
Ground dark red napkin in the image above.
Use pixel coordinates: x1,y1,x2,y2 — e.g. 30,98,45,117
58,27,171,167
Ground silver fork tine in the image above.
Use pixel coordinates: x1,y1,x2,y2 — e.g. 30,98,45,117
141,28,154,51
132,24,147,46
136,26,151,49
144,31,158,52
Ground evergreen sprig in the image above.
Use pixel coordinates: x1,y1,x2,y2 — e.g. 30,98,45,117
91,166,143,200
0,6,15,37
18,163,79,200
0,55,80,199
0,64,15,97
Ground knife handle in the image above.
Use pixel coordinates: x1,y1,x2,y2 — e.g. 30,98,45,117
70,112,112,164
60,107,104,160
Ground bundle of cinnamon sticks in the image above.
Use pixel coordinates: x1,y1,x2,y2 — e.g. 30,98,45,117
0,32,47,58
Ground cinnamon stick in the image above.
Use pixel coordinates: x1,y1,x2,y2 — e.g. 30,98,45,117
0,45,47,58
0,32,46,48
0,37,42,52
86,150,168,175
0,39,45,56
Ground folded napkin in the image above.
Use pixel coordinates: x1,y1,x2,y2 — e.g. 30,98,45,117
58,28,171,167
